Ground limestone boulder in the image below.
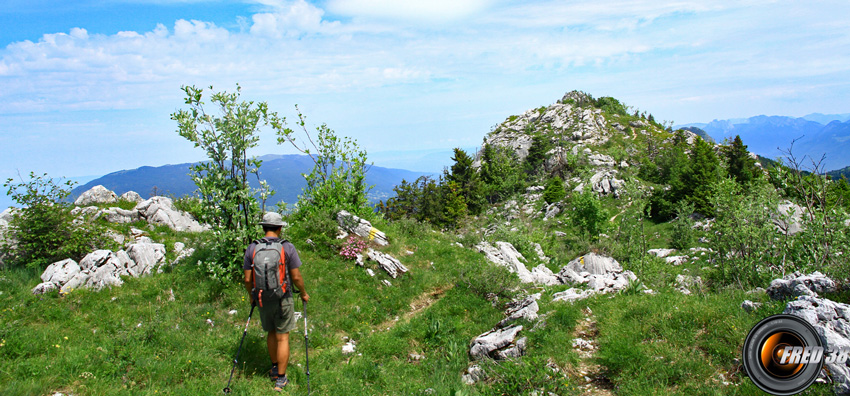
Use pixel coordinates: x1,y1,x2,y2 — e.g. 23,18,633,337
554,253,641,302
337,210,389,246
783,295,850,394
773,201,806,236
498,293,541,328
74,185,118,206
475,241,535,284
135,196,205,232
32,282,57,295
40,258,81,286
588,170,623,197
767,271,837,300
101,207,140,224
469,325,526,360
60,270,92,294
561,253,622,275
365,249,408,279
126,242,167,275
120,191,144,203
648,248,676,258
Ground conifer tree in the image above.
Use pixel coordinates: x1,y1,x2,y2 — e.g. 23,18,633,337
543,176,566,204
685,137,722,216
723,135,760,186
524,135,551,176
446,148,484,215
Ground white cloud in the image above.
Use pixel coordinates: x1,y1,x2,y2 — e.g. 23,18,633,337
326,0,496,23
250,0,341,37
0,0,848,123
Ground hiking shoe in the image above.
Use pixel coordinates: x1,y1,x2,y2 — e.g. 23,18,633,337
269,364,279,381
273,375,289,392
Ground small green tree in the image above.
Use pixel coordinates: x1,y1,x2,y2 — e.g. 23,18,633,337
442,180,468,227
723,135,760,186
524,135,552,176
2,172,114,270
276,108,372,221
172,84,277,280
542,176,566,204
445,148,483,215
570,189,607,240
684,137,722,217
479,143,524,203
670,201,695,250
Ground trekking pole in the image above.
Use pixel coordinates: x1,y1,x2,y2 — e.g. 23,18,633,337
303,299,311,396
223,301,256,394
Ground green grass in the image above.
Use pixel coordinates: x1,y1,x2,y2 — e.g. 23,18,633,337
0,219,528,395
2,203,843,395
591,289,834,396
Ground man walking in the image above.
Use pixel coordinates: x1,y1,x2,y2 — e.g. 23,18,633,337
244,212,310,392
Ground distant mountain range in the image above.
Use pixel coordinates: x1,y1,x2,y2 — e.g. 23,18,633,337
69,154,432,206
677,113,850,172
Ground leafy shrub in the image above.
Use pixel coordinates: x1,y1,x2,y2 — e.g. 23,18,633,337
542,176,566,204
2,172,115,270
286,208,340,258
458,260,519,300
570,189,607,240
670,202,695,250
278,108,373,221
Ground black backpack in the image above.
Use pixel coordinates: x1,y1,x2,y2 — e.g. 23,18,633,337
251,238,289,307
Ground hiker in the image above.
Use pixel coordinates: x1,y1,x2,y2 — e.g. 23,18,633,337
243,212,310,392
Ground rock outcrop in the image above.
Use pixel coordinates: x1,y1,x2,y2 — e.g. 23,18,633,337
74,185,118,206
469,324,527,360
337,210,388,246
477,91,609,167
767,271,837,300
783,295,850,395
120,191,144,203
135,197,206,232
365,249,408,279
773,201,806,236
553,253,640,302
33,239,168,295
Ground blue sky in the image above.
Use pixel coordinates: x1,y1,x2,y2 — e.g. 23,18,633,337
1,0,849,208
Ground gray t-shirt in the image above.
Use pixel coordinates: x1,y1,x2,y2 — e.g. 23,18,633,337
244,238,303,297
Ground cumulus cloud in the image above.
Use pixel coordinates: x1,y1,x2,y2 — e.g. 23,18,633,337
326,0,496,23
0,0,847,121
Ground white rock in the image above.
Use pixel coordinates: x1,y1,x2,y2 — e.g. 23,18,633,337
342,340,357,354
32,281,57,295
74,185,118,206
337,210,388,246
40,258,81,285
665,256,688,265
120,191,143,203
366,249,408,278
648,248,676,258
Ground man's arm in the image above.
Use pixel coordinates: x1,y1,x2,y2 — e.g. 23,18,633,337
244,269,254,304
289,267,309,302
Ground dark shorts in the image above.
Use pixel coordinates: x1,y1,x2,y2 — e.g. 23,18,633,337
259,296,296,334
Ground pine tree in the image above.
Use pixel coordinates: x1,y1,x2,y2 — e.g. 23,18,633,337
446,148,484,215
685,137,722,216
543,176,566,204
723,135,760,186
524,135,551,176
480,143,524,203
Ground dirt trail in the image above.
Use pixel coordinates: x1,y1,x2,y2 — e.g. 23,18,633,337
376,285,452,332
570,307,615,396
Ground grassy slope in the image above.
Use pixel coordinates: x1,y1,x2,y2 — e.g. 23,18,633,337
3,100,846,396
0,217,586,396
